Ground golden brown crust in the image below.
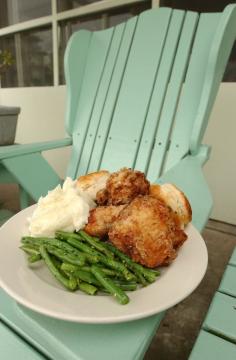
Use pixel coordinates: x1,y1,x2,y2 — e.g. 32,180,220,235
108,195,187,268
96,188,109,206
149,183,192,227
84,204,126,238
77,170,110,189
105,167,150,205
77,170,110,200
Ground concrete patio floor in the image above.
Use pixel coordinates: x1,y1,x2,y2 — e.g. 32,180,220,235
1,183,236,360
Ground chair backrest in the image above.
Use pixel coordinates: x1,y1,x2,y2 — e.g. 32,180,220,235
64,5,236,182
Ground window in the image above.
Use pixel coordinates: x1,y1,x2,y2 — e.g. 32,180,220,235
0,0,151,88
160,0,236,81
0,0,51,28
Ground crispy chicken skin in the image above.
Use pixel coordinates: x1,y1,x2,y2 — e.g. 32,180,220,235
96,188,109,206
96,167,150,206
84,205,126,238
108,195,187,268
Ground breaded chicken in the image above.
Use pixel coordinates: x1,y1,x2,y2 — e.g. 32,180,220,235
149,183,192,228
108,195,187,268
96,167,150,205
77,170,110,201
84,205,126,238
96,188,109,206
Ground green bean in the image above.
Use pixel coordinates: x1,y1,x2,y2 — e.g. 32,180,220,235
78,281,98,296
28,254,42,263
22,236,86,265
39,245,77,291
106,243,159,283
61,263,123,278
91,265,129,305
106,282,137,292
55,230,81,241
78,230,114,258
20,245,40,256
75,270,101,287
99,256,136,282
65,237,100,263
45,245,85,266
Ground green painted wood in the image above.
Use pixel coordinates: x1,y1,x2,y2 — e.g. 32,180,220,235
218,265,236,298
77,23,126,176
228,247,236,266
66,27,114,179
1,5,236,360
100,7,172,171
189,330,236,360
2,153,61,201
64,30,92,136
0,289,164,360
147,11,199,181
164,14,221,171
0,164,16,183
203,291,236,343
87,16,138,173
190,4,236,154
19,186,30,209
134,9,185,173
0,138,72,159
0,321,45,360
158,152,212,232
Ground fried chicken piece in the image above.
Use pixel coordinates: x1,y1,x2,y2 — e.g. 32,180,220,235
108,195,187,268
77,170,110,201
84,204,126,238
98,167,150,206
149,183,192,228
96,188,109,206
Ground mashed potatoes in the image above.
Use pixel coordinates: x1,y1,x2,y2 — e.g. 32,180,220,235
28,178,96,237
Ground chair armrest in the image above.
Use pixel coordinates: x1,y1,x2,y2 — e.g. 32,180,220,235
157,152,213,232
0,138,72,160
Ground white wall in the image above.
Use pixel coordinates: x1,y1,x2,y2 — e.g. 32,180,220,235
203,83,236,225
0,84,235,225
0,86,71,179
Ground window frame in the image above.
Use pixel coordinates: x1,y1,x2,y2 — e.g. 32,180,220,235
0,0,158,87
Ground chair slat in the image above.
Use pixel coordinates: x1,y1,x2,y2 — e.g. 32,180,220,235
0,321,44,360
100,7,172,172
64,30,92,136
76,24,126,176
66,28,114,179
218,265,236,298
87,16,138,173
146,11,199,181
203,291,236,343
164,13,221,171
189,330,236,360
134,9,185,173
228,247,236,266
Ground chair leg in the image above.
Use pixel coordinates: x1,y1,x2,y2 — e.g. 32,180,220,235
19,186,29,209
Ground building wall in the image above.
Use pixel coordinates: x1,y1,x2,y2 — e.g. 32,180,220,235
0,83,235,224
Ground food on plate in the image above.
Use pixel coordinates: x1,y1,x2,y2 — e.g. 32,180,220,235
22,166,192,304
28,177,95,237
77,170,110,201
84,204,126,238
96,167,150,205
149,183,192,227
20,230,160,305
108,195,187,268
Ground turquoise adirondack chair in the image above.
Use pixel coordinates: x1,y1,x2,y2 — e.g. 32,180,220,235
1,5,236,359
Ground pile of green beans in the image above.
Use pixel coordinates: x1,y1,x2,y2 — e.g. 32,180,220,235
20,230,160,305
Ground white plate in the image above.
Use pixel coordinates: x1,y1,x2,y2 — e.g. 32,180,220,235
0,205,208,324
